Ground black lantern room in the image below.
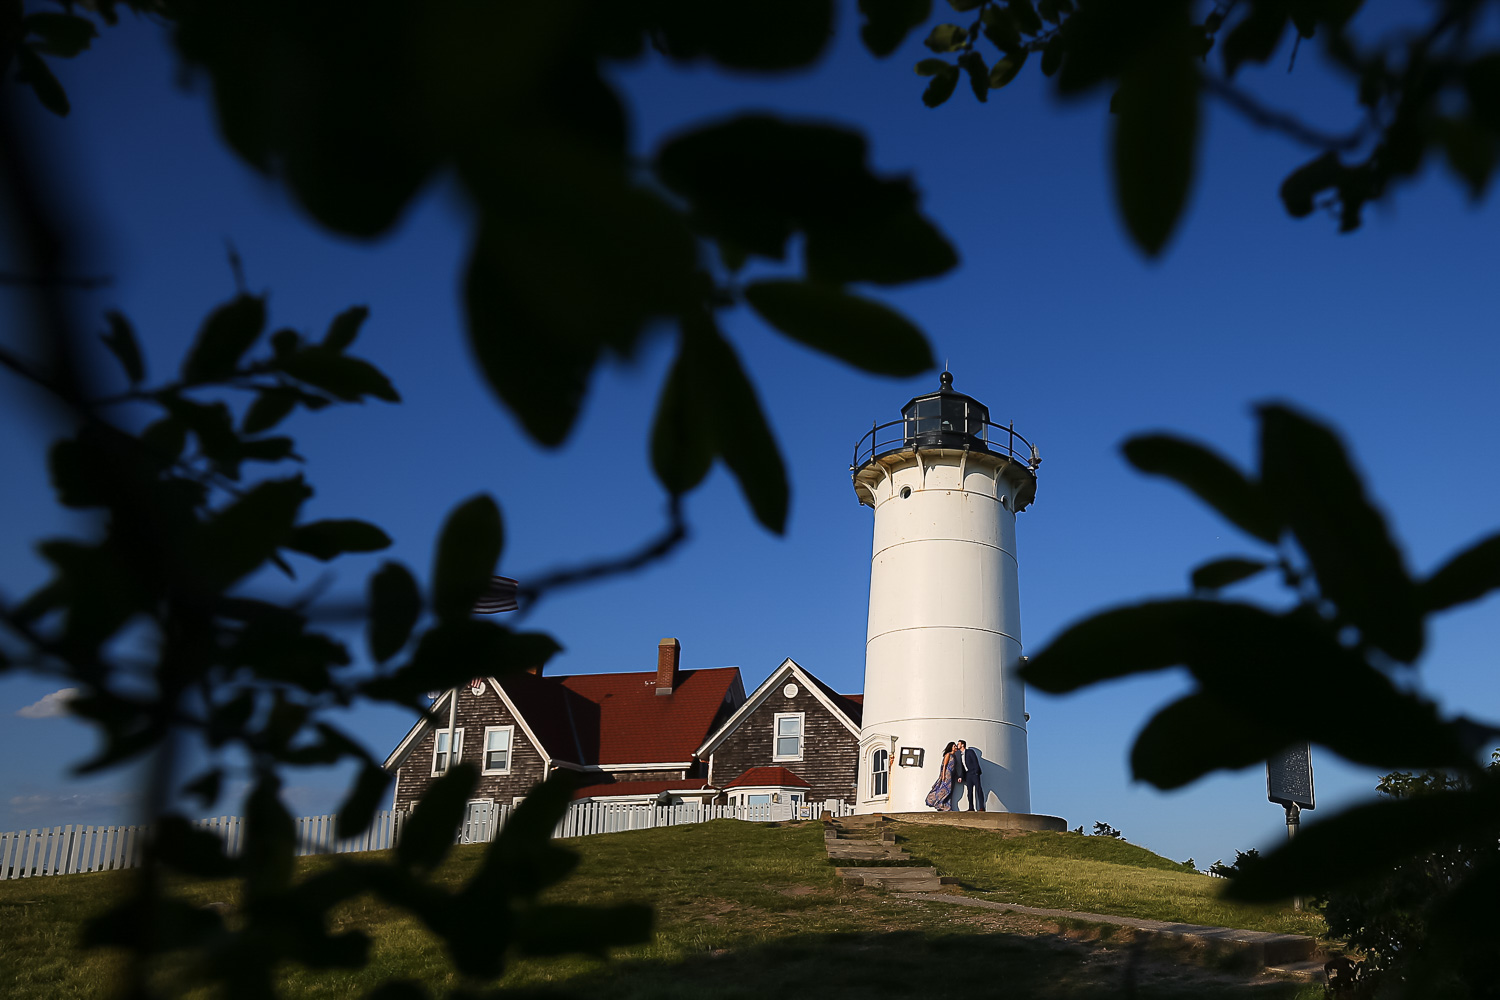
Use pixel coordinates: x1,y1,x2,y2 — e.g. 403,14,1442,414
901,371,990,451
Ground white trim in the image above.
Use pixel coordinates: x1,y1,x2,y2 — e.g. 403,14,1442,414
596,761,696,772
484,677,553,774
695,658,860,758
772,712,804,762
573,789,719,804
383,691,454,770
431,727,465,777
725,785,807,807
869,746,891,801
481,725,514,776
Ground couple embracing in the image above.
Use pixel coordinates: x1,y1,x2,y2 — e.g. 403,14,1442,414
924,740,984,812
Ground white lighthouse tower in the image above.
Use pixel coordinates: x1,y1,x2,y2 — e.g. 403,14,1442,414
852,373,1040,815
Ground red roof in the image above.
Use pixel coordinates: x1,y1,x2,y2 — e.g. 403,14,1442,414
723,766,811,789
571,778,717,800
499,667,740,766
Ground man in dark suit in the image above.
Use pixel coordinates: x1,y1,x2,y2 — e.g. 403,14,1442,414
957,740,984,811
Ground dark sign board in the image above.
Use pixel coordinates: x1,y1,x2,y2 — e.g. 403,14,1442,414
898,747,925,768
1267,743,1315,810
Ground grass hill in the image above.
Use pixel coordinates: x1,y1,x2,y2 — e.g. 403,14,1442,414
893,823,1325,938
0,820,1325,999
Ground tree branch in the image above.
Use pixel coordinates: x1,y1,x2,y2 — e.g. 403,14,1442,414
1202,73,1368,152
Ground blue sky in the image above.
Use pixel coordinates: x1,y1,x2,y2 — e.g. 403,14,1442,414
2,7,1497,869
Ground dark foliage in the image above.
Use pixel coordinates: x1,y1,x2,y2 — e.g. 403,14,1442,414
1022,407,1500,998
865,0,1500,254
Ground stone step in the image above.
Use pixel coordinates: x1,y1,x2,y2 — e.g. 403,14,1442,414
873,877,943,891
835,866,937,881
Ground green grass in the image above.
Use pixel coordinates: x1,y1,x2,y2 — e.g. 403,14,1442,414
891,824,1328,938
0,820,1326,999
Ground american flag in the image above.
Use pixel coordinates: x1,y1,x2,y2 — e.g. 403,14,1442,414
473,575,519,614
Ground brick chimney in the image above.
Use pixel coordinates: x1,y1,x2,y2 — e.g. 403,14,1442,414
656,637,680,696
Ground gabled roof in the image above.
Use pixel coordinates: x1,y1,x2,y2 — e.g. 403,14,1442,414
500,666,742,765
571,778,717,800
695,658,862,758
723,766,810,789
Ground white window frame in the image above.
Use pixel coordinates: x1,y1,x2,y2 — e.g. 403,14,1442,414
481,725,514,776
870,747,890,799
772,712,805,762
432,726,464,777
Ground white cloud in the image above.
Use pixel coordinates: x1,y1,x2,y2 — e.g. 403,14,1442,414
8,788,137,816
15,688,79,719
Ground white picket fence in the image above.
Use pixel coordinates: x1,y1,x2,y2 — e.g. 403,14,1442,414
1,799,852,880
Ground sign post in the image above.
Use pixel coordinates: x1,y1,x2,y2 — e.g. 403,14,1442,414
1266,744,1315,911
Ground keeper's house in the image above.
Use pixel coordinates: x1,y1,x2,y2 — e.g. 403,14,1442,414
383,639,864,811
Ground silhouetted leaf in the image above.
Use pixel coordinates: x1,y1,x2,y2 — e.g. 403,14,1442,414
276,346,399,402
191,477,312,589
959,50,989,101
323,305,369,352
24,12,99,57
1131,692,1292,789
1007,0,1043,35
744,281,934,376
655,116,957,286
652,1,834,69
100,310,144,384
1421,533,1500,613
1225,785,1500,900
207,689,256,746
1279,151,1343,218
368,562,422,664
1190,557,1269,591
650,346,716,497
397,763,476,874
924,23,968,52
694,315,788,532
240,435,297,464
369,620,561,703
243,773,296,896
1436,116,1497,199
1259,404,1421,662
15,45,69,116
243,386,300,433
916,58,951,75
1122,434,1278,542
860,0,933,56
154,814,238,877
989,50,1027,88
1112,39,1198,255
182,768,223,807
1462,54,1500,132
1221,4,1287,77
337,761,393,839
465,173,695,445
288,519,392,561
432,495,502,621
182,294,266,382
1041,34,1065,76
141,417,188,465
513,903,655,955
923,63,962,105
82,895,224,953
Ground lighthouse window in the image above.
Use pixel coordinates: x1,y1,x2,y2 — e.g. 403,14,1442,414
900,486,912,499
772,713,804,761
871,749,889,798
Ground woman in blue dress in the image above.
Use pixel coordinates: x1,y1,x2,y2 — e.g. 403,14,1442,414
924,742,959,811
